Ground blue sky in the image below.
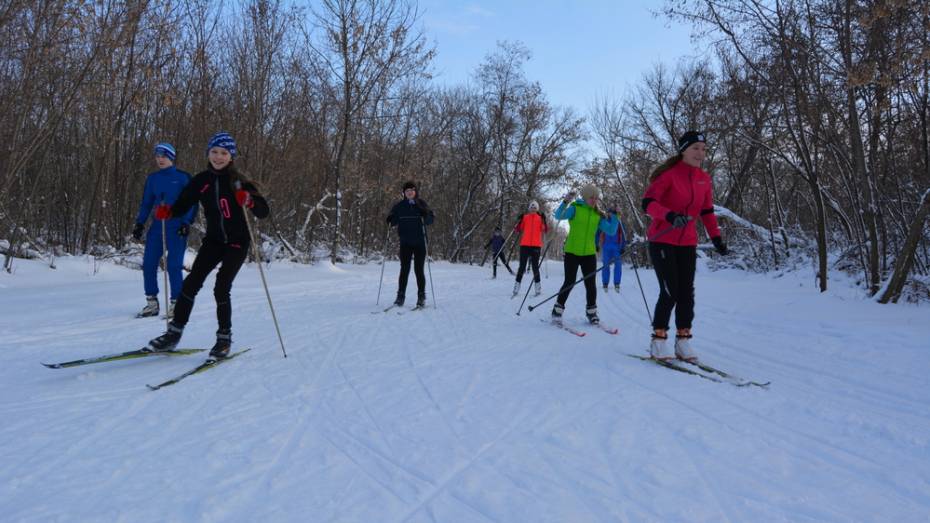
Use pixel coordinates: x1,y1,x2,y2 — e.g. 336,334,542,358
418,0,699,115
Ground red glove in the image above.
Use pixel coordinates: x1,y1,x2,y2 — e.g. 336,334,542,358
154,203,172,221
235,189,253,208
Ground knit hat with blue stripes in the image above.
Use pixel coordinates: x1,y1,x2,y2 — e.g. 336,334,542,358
207,132,237,158
154,142,176,162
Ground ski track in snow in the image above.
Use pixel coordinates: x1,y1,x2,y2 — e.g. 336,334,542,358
2,256,930,522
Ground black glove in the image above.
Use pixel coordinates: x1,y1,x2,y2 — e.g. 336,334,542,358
177,224,190,237
563,191,576,203
415,200,430,217
712,236,729,255
596,244,600,253
385,214,393,224
132,223,144,241
665,212,690,229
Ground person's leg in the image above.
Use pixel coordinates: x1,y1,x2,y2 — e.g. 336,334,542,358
529,247,541,282
397,245,413,303
515,246,530,283
142,230,163,297
614,252,623,286
212,242,250,332
673,246,698,330
601,251,611,287
581,254,598,308
556,253,580,307
171,241,224,328
413,245,427,301
649,242,679,332
165,230,187,300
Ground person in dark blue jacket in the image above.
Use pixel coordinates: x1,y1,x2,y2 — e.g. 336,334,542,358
386,181,435,308
594,205,626,292
485,227,513,278
132,143,197,318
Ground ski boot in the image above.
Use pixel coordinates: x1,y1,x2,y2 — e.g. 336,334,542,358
614,284,620,293
394,293,405,307
512,280,521,298
415,293,426,309
533,281,542,296
551,303,564,323
649,330,674,360
146,323,183,352
208,330,232,360
602,284,608,292
675,330,697,363
136,295,159,318
585,306,599,325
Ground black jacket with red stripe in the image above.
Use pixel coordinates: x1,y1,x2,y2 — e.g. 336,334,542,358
171,166,269,245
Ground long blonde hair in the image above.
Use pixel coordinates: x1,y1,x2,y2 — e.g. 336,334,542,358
648,153,683,182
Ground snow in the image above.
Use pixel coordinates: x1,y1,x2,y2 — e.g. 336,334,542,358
2,255,930,522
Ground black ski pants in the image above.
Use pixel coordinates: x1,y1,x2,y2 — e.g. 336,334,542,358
492,250,512,277
172,239,249,332
515,246,541,283
398,244,426,299
556,253,598,308
649,242,697,330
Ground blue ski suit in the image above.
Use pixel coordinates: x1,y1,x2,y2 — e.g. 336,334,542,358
595,218,626,286
134,166,197,299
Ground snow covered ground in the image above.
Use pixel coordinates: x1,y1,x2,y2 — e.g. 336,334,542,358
1,254,929,522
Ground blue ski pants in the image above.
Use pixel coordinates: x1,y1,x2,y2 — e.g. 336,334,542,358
142,223,187,299
601,247,622,286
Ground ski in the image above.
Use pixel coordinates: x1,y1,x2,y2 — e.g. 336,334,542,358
146,348,251,391
372,305,398,314
541,318,586,337
42,348,205,369
626,354,727,384
680,360,770,388
595,324,620,335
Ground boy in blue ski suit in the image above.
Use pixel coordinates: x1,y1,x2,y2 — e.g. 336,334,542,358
595,206,626,292
132,143,197,318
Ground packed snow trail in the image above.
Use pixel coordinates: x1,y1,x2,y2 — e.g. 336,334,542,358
1,256,929,522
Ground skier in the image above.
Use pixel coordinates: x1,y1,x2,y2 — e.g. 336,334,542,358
595,205,626,293
642,130,728,362
551,184,619,325
485,227,513,278
386,181,435,308
131,143,197,319
512,200,548,297
145,132,270,359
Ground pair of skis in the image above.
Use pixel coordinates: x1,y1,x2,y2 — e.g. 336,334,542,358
372,304,427,314
627,354,770,388
543,318,619,337
41,347,250,390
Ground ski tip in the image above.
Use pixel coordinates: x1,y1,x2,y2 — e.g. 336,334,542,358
146,384,160,391
41,363,61,369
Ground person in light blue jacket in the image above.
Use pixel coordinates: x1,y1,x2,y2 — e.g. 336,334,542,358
595,206,626,292
131,143,197,318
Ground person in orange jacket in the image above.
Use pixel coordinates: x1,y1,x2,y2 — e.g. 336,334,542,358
511,200,548,297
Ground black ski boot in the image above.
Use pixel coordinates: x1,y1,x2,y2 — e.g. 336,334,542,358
394,293,405,307
208,330,232,360
415,293,426,309
146,323,183,352
551,303,564,322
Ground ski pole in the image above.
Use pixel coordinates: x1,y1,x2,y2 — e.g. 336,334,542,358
516,241,552,316
160,194,169,330
524,221,681,313
421,216,436,307
237,182,287,358
376,225,390,305
527,252,620,312
628,243,653,325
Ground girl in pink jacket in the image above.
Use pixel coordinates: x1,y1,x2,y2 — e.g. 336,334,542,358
641,131,728,362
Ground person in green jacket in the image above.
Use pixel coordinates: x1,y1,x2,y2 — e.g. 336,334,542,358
551,184,619,325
